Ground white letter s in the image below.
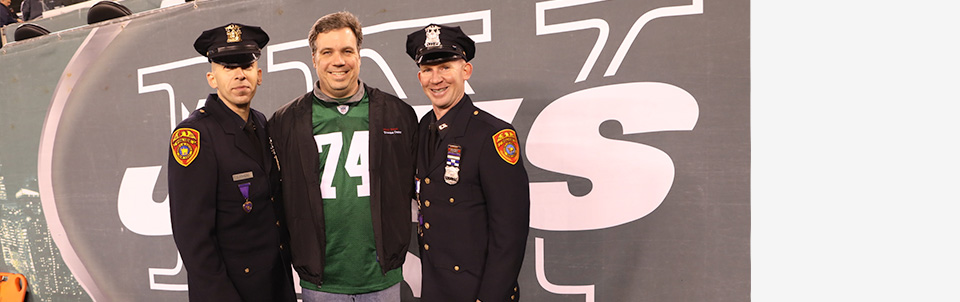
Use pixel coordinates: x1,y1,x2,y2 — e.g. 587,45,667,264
526,82,699,231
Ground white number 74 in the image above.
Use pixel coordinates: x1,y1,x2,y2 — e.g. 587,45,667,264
314,131,370,198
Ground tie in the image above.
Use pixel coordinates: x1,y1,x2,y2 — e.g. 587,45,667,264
427,122,439,160
244,119,264,167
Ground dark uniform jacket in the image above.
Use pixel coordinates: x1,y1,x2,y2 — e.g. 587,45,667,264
417,95,530,302
268,84,418,287
168,94,295,302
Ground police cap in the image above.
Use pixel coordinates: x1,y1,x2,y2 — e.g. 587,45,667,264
406,24,475,65
194,23,270,67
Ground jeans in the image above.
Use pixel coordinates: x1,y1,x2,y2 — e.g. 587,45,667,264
301,282,401,302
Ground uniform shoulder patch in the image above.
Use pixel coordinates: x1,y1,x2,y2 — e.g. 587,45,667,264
492,129,520,165
171,128,200,167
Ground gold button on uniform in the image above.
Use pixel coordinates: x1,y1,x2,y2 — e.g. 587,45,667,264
514,287,518,292
424,200,430,207
244,268,250,273
454,265,460,271
449,197,455,203
473,110,479,115
424,244,430,250
425,178,431,184
424,222,430,229
276,220,280,227
279,244,284,250
511,295,516,300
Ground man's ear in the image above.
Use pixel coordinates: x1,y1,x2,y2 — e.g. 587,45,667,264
206,71,217,89
462,62,473,80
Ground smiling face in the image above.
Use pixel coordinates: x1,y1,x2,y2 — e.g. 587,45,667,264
206,61,262,113
312,27,361,98
418,59,473,119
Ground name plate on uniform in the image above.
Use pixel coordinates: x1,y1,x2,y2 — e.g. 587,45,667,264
232,171,254,182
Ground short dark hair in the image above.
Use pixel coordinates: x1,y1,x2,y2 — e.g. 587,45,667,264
308,11,363,54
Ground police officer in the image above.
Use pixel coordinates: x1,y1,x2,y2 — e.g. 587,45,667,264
168,23,295,302
406,24,531,302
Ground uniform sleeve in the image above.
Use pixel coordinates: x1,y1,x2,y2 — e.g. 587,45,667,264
168,126,243,301
477,127,530,301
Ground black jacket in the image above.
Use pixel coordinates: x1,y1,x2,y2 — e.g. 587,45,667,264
268,84,418,286
168,94,295,302
416,95,530,302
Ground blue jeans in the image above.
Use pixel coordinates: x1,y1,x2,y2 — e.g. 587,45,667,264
301,283,401,302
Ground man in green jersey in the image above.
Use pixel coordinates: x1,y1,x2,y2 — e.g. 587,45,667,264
268,11,418,302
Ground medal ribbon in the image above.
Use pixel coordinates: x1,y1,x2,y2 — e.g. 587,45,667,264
238,182,251,201
446,146,461,168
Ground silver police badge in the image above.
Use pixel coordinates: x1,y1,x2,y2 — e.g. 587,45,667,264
425,25,441,47
444,166,459,185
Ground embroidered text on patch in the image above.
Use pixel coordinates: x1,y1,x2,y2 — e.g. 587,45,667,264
493,129,520,165
171,128,200,167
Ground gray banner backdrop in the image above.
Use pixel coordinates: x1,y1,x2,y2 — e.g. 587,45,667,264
0,0,748,301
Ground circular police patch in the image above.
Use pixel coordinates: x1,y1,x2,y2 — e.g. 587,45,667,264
505,143,517,156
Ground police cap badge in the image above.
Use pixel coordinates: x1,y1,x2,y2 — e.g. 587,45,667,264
406,23,476,65
194,23,270,67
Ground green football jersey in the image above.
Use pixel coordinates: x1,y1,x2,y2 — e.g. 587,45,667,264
302,93,402,294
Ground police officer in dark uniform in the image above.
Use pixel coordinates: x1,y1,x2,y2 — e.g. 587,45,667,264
406,24,531,302
168,23,295,302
